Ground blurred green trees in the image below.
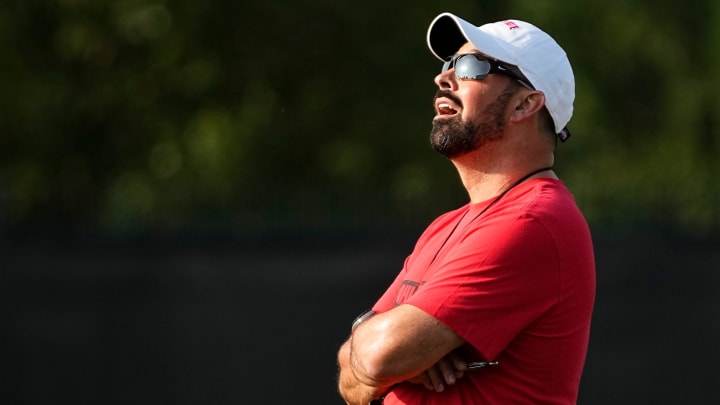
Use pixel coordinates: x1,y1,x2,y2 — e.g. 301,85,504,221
1,0,718,236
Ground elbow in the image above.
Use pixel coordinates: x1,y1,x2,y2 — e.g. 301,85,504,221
351,352,395,387
350,338,403,387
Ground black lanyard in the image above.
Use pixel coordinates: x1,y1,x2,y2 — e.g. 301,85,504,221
428,166,553,266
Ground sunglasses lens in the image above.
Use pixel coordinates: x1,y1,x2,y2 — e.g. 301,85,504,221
454,55,491,80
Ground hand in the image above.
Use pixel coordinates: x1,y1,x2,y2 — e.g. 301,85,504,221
406,351,469,392
338,339,388,405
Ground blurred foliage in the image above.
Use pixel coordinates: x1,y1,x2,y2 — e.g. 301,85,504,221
0,0,718,237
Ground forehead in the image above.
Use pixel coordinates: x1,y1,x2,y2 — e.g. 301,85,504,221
456,42,479,55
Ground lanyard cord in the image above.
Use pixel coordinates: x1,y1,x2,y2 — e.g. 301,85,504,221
429,166,553,266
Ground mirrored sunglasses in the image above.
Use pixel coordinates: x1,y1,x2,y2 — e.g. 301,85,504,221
442,53,534,89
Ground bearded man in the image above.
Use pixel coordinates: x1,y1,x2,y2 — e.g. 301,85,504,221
337,13,595,405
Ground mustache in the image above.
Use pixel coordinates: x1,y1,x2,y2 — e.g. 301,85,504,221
434,90,462,109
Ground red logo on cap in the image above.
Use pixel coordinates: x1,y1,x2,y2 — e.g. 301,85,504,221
502,20,520,30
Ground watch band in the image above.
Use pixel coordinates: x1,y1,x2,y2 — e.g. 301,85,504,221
351,309,376,332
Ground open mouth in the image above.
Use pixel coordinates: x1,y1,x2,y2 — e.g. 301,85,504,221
435,98,460,118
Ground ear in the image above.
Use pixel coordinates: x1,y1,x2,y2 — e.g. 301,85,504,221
509,91,546,124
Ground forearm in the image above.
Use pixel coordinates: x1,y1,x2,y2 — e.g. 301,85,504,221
350,304,465,383
337,338,387,405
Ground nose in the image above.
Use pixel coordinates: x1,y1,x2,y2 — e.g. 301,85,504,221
434,68,457,91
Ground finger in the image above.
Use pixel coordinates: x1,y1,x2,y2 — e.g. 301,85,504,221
424,366,445,392
436,358,457,385
449,351,468,372
419,372,434,390
448,352,467,379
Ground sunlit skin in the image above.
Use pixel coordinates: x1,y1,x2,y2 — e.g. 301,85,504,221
430,80,516,158
433,42,558,204
337,42,558,405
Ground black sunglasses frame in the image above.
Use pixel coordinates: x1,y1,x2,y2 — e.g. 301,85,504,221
442,53,534,90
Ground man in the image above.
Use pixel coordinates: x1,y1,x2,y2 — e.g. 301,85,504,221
337,12,595,405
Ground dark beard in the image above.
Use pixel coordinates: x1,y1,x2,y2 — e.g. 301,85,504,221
430,83,518,159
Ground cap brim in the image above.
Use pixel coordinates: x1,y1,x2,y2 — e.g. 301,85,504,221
427,13,516,64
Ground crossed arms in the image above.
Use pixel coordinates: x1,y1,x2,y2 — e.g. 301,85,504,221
336,304,471,405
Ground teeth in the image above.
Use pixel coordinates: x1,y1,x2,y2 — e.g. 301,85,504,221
437,102,458,115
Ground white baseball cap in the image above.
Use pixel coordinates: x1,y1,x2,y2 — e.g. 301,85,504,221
427,13,574,141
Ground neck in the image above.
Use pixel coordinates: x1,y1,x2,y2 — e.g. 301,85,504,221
451,151,556,204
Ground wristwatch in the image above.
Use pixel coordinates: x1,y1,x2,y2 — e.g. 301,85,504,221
351,309,376,332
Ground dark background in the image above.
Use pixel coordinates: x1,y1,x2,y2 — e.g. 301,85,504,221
4,230,719,404
2,1,719,404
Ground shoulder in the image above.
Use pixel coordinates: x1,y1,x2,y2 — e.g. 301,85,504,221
499,178,587,226
467,179,592,256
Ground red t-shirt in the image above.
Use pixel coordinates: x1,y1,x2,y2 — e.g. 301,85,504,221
373,179,596,404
